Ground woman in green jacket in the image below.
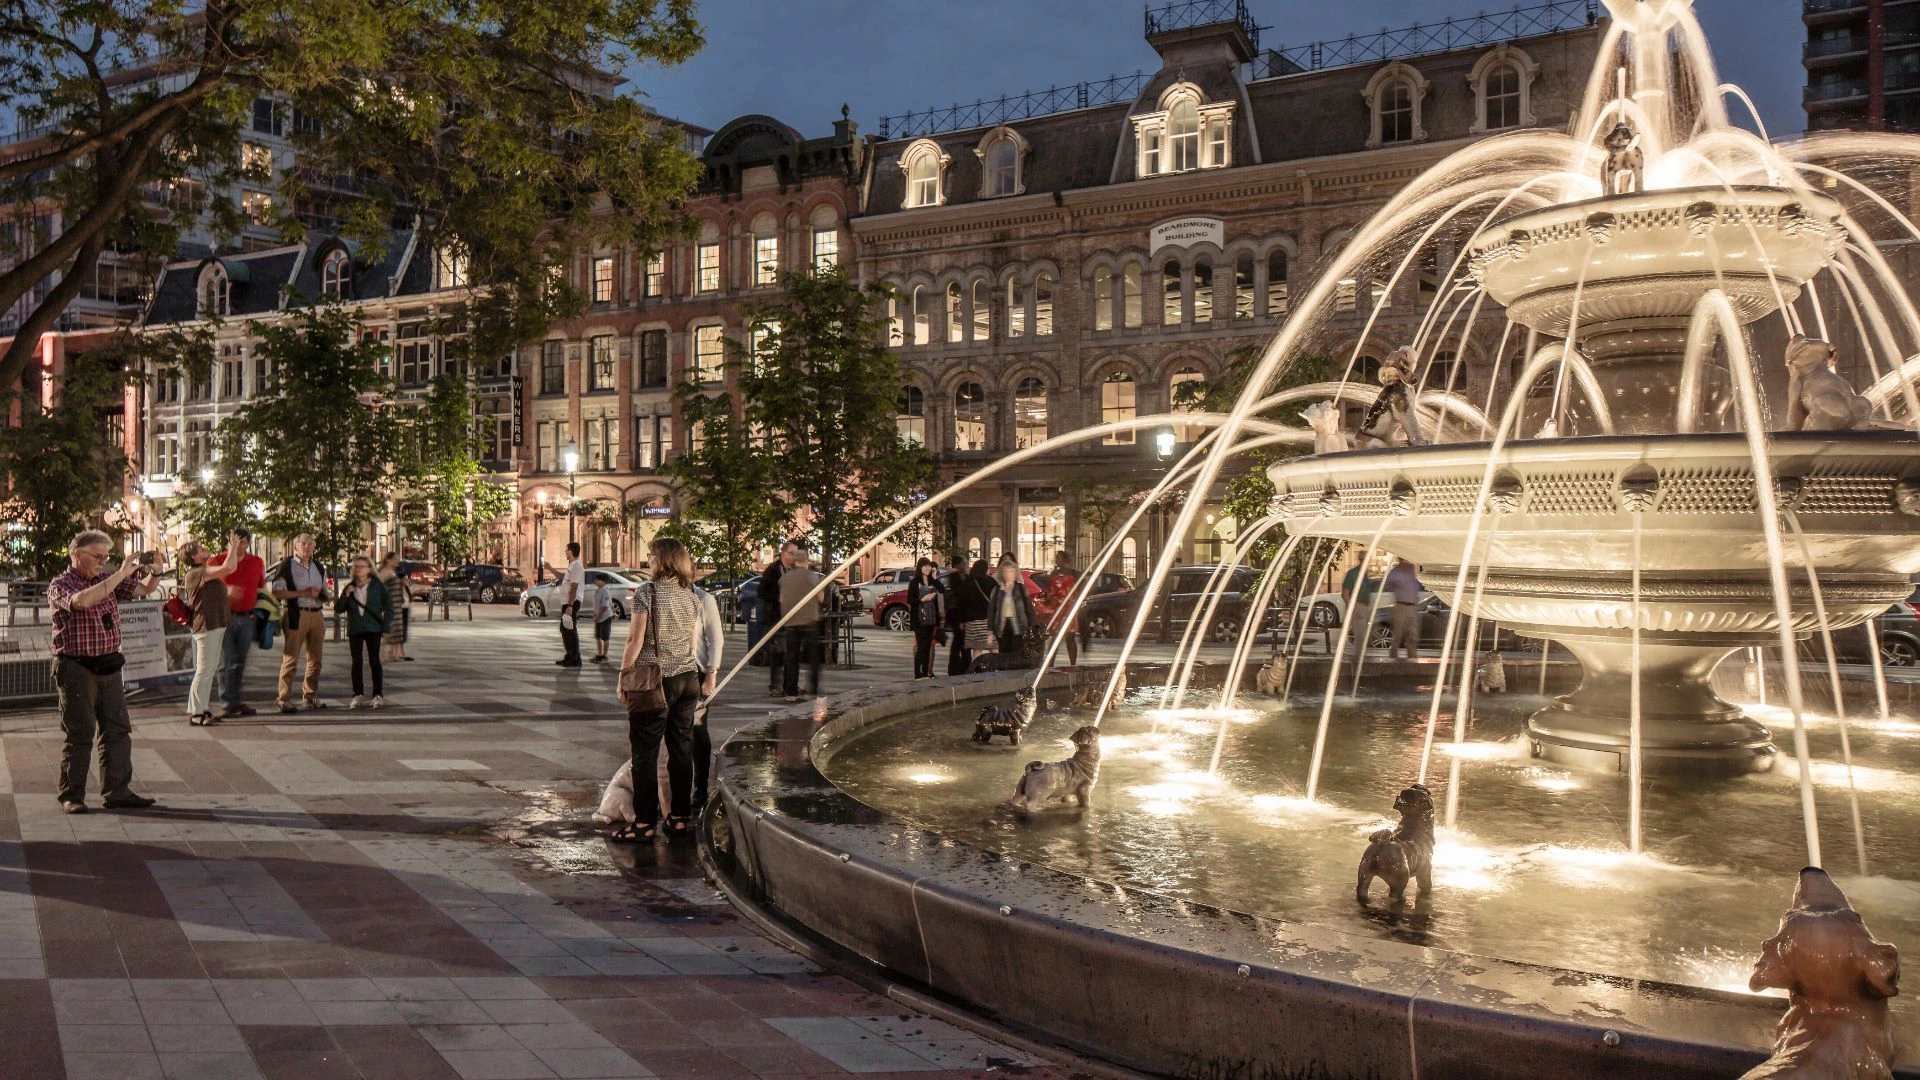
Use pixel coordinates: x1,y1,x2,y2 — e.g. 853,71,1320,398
334,556,392,709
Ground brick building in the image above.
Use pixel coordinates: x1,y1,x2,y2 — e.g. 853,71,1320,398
1803,0,1920,132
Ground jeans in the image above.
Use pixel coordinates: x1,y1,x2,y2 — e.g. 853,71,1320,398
626,670,701,827
218,611,255,708
55,656,133,803
187,629,225,716
558,603,581,665
278,611,324,704
348,631,383,697
913,625,938,678
782,623,821,697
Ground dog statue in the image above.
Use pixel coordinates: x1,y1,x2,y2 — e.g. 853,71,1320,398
972,687,1037,745
1741,867,1900,1080
1012,725,1101,814
1255,653,1286,695
1786,336,1878,432
1356,348,1427,449
1601,119,1643,196
591,756,673,828
1072,666,1128,711
1356,783,1437,906
1473,650,1507,694
1301,401,1350,456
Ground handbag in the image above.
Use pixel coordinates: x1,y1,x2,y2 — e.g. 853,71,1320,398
164,587,193,628
619,583,668,711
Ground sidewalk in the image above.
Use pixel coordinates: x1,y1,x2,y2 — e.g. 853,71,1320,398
0,607,1089,1080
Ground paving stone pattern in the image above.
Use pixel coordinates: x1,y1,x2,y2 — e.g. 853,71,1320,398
0,608,1091,1079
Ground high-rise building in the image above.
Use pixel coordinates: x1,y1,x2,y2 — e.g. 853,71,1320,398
1803,0,1920,132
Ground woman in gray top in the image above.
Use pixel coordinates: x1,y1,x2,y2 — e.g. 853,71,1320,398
613,537,709,841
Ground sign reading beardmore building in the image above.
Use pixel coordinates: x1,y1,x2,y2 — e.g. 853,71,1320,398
1149,216,1224,255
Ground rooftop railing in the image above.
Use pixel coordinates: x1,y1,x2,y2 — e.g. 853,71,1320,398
1144,0,1260,51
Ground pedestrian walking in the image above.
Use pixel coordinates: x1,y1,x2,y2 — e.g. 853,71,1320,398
335,556,392,708
611,537,706,842
590,578,614,663
907,558,945,679
556,542,585,667
1043,550,1080,667
949,558,994,673
376,552,410,663
271,533,331,713
759,542,799,695
181,537,244,726
1383,558,1422,661
48,530,164,813
690,581,724,809
987,554,1038,657
204,528,264,718
1341,557,1380,651
778,545,825,702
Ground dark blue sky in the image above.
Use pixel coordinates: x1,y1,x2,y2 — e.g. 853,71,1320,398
638,0,1803,143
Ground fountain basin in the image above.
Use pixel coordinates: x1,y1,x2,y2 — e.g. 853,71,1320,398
1269,431,1920,773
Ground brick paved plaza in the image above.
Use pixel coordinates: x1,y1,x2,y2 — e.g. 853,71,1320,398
0,608,1119,1080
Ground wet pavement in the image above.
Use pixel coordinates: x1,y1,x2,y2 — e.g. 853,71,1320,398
0,606,1101,1080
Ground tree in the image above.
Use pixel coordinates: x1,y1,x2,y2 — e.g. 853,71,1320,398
404,373,517,565
176,304,404,564
731,267,933,570
665,390,784,583
0,353,131,577
0,0,706,390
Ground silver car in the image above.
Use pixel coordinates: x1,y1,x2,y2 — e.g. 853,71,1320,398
522,567,649,619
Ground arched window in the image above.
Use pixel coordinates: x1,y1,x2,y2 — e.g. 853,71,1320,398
1233,254,1255,319
1133,81,1233,177
886,294,904,346
968,536,982,560
1014,377,1048,448
1169,366,1207,443
970,278,990,341
1034,272,1054,335
901,139,950,208
975,126,1028,198
1365,64,1429,148
911,285,930,345
199,263,230,317
986,139,1017,195
1470,47,1538,133
896,386,926,446
945,282,964,343
1427,350,1461,392
1122,265,1143,327
1485,65,1521,129
1101,372,1136,445
954,382,987,451
1093,266,1114,331
1168,96,1201,172
1121,536,1138,580
1265,250,1289,317
1192,258,1213,323
1006,279,1027,338
1380,82,1414,143
1162,260,1183,325
320,249,351,300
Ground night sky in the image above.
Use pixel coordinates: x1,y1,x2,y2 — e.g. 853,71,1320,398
638,0,1803,144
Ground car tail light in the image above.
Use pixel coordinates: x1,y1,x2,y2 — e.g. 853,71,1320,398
1904,602,1920,621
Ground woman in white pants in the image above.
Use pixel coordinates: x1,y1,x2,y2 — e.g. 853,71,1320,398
182,537,243,726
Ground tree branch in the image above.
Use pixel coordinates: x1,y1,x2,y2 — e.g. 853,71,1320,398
0,227,105,393
0,72,225,184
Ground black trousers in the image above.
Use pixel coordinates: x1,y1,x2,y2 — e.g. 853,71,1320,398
558,603,581,664
997,620,1026,655
946,629,973,676
782,624,822,696
913,626,938,678
348,631,383,696
627,670,701,826
55,656,133,804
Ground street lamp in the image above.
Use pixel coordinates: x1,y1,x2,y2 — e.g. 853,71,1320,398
535,491,548,581
199,465,215,484
1155,429,1176,460
561,442,580,545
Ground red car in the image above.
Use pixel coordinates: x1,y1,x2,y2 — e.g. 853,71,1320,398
871,568,1057,632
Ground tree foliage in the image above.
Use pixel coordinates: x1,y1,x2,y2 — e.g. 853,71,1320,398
0,0,706,389
664,390,783,582
0,352,132,577
403,373,517,566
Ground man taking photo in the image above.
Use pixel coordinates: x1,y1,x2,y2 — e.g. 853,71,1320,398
47,531,164,814
205,528,265,718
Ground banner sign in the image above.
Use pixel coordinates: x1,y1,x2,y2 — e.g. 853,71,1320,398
1149,216,1224,255
121,600,194,689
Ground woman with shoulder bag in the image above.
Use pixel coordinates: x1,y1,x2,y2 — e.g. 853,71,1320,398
376,552,410,663
986,554,1037,657
612,537,707,842
907,558,945,679
947,558,995,673
334,556,392,709
181,537,243,726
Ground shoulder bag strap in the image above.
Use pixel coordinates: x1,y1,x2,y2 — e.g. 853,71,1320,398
644,583,659,655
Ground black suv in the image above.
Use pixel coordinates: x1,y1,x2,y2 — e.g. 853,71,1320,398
1079,566,1275,643
435,564,527,605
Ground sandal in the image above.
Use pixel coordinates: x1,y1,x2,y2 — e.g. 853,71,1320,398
188,712,219,726
665,814,690,834
607,821,657,843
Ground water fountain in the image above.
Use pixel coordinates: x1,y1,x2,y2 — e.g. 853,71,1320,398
704,1,1920,1075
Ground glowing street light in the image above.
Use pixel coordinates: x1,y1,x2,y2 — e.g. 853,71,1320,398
560,442,580,544
199,465,215,484
1155,429,1176,460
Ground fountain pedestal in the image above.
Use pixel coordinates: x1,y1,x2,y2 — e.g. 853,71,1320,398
1520,631,1775,775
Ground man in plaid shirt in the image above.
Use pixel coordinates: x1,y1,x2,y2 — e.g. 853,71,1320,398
48,529,165,814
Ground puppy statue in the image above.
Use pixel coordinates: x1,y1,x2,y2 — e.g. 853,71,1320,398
1301,401,1351,457
972,686,1037,745
1473,650,1507,695
1255,654,1286,695
1355,783,1437,906
1742,867,1900,1080
1072,666,1128,711
1012,725,1101,814
592,760,636,826
1786,336,1878,432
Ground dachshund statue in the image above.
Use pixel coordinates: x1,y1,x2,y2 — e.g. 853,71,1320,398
1012,725,1101,815
1742,867,1899,1080
1356,783,1437,906
971,686,1037,746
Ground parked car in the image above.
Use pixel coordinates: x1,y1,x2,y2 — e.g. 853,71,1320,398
1811,589,1920,667
521,567,648,619
850,568,915,612
869,568,1060,633
1079,565,1281,644
1360,593,1522,652
433,564,526,605
400,562,444,602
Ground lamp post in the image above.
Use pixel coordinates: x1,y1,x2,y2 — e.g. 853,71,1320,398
561,443,580,546
535,491,548,582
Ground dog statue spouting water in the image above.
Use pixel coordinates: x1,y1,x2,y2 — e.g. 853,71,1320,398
1740,867,1900,1080
1012,725,1101,815
1355,783,1436,906
971,686,1036,745
1474,650,1507,694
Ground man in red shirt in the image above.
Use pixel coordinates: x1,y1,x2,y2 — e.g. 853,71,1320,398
205,528,266,718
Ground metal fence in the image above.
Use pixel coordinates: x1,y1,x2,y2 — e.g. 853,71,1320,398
1250,1,1601,80
0,582,53,706
1145,0,1261,51
878,72,1148,140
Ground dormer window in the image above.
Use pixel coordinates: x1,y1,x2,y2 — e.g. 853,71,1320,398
974,126,1029,198
1468,46,1540,133
1132,82,1233,178
900,139,951,208
1365,63,1430,148
434,244,469,289
320,249,351,300
198,263,230,317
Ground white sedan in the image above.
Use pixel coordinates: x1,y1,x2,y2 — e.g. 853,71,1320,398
522,567,650,619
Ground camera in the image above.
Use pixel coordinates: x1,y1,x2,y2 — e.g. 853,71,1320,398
136,551,156,566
